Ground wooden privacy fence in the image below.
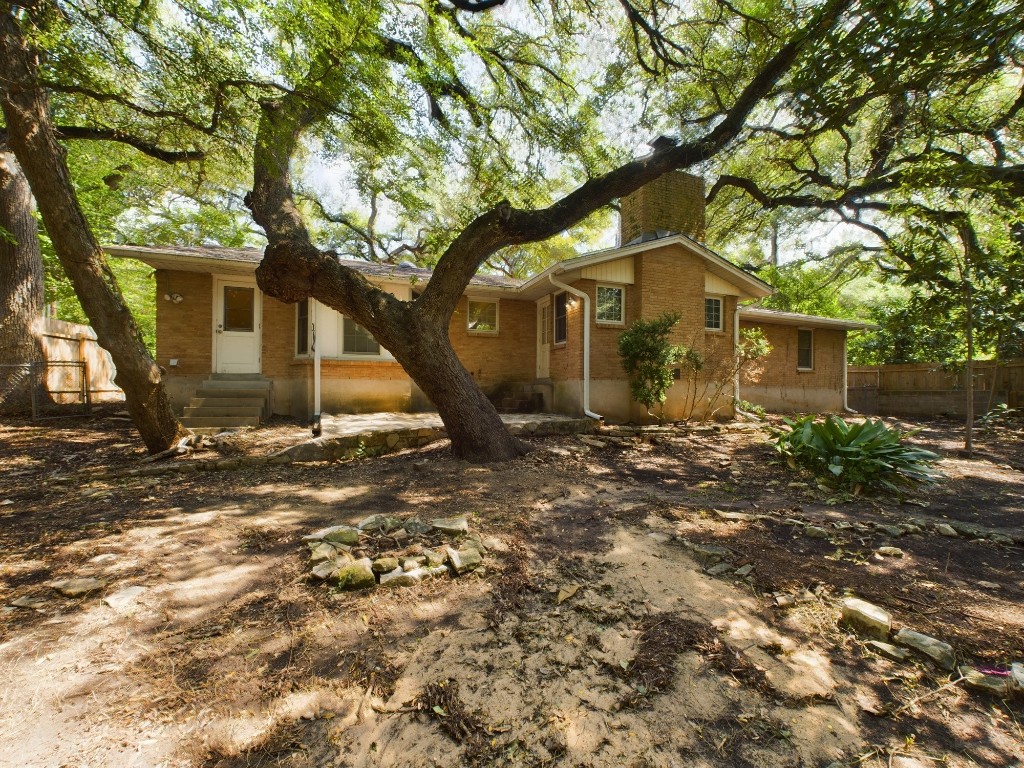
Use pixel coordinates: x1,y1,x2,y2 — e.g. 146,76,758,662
0,317,124,417
848,359,1024,417
39,317,123,406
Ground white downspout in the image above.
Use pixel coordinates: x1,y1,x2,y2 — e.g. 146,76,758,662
548,274,601,420
312,299,322,434
842,333,856,413
733,300,742,406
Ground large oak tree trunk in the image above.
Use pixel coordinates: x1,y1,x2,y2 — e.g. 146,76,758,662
382,323,526,462
0,10,187,452
0,147,45,414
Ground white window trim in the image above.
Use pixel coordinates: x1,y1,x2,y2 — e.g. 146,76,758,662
467,297,499,335
595,283,626,325
704,295,724,332
797,327,814,371
337,315,390,359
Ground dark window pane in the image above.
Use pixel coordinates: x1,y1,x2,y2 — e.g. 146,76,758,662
343,318,380,355
798,329,813,369
223,286,254,331
554,292,568,343
296,299,309,354
468,300,498,332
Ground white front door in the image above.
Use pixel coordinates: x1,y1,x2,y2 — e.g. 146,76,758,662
214,278,261,373
536,297,551,379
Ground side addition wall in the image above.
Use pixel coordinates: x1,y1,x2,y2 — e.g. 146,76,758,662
739,322,846,412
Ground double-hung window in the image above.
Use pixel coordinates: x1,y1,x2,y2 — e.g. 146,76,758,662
596,285,624,324
705,296,723,331
797,329,813,370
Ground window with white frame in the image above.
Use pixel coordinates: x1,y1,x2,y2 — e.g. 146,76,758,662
342,317,380,355
596,285,624,324
467,298,499,333
704,296,723,331
797,329,813,370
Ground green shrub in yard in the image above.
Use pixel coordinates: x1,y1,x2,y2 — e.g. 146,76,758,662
773,415,940,493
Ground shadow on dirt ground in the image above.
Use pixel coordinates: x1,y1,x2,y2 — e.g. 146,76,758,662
0,413,1021,767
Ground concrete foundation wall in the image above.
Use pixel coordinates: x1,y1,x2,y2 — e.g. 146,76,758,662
740,383,843,413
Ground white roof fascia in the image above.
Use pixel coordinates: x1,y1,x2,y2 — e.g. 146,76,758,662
106,245,259,276
107,245,520,296
516,235,772,300
740,307,876,331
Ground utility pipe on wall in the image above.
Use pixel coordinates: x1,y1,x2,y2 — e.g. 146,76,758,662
312,299,322,434
548,274,601,420
733,299,742,407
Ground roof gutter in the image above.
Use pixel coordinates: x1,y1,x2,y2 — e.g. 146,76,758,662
548,273,601,421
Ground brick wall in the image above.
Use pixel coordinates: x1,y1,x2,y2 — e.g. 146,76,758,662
155,270,212,374
261,294,297,379
619,171,705,244
449,295,535,391
740,322,846,412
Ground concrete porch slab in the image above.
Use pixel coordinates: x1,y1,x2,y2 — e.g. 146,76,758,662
317,411,589,438
273,411,597,463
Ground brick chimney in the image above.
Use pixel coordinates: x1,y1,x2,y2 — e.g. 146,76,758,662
619,171,706,245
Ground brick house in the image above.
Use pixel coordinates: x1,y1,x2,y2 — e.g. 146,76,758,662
108,172,869,429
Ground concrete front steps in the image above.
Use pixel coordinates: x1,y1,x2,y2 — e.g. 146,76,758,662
180,374,271,434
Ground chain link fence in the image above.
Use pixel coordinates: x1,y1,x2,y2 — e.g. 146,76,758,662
0,361,90,419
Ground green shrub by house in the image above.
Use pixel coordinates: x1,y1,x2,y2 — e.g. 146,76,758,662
773,415,940,493
617,312,685,418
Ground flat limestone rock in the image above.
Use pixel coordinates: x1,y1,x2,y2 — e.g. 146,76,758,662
10,595,48,609
876,546,904,558
380,567,429,587
715,510,755,522
431,516,470,535
372,557,400,574
103,586,148,613
421,548,446,567
959,666,1010,695
332,558,376,590
304,525,360,545
935,524,958,537
894,628,956,670
446,546,482,575
357,514,402,533
309,541,340,563
865,640,910,662
49,578,107,598
841,597,891,640
683,541,732,566
311,560,341,580
1011,662,1024,691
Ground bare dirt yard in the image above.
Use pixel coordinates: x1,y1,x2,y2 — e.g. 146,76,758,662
1,411,1022,768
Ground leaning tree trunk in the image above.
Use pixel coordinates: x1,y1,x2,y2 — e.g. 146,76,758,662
0,11,187,452
388,322,527,462
0,147,45,414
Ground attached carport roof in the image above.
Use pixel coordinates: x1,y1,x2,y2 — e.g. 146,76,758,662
740,306,876,331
